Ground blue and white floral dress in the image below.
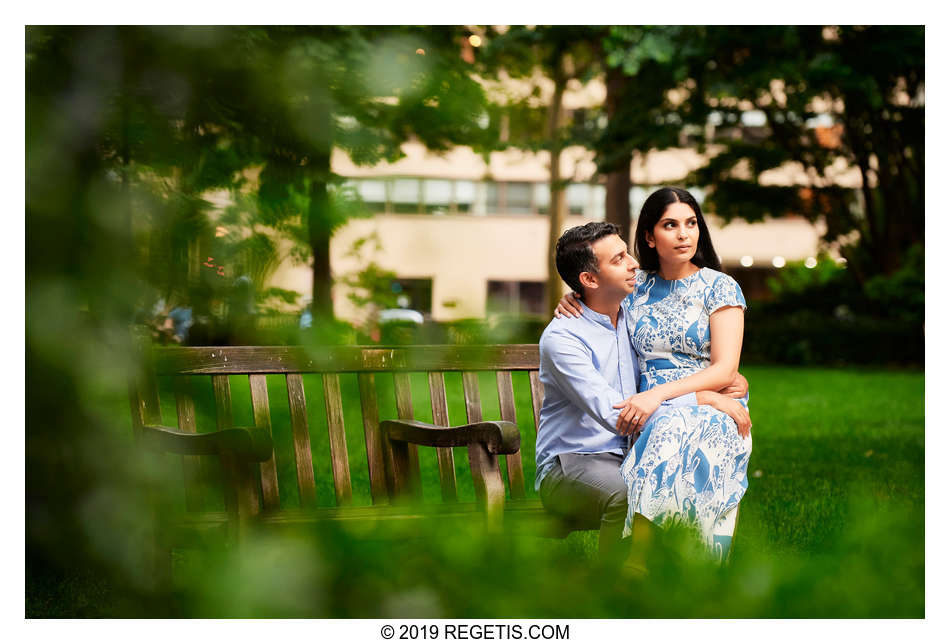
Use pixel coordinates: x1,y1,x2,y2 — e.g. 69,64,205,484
619,267,753,559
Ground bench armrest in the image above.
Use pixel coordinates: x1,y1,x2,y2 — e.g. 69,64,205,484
381,419,521,455
141,424,274,462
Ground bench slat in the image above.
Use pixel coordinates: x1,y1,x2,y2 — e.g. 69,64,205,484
393,372,422,498
496,371,526,499
427,371,458,502
173,379,203,512
152,345,540,375
528,370,543,437
322,374,353,506
248,375,280,511
211,375,233,430
131,364,163,433
462,371,506,527
286,374,317,507
358,373,389,504
461,372,483,423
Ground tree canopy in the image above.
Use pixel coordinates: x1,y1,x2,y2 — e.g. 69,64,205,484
595,25,924,283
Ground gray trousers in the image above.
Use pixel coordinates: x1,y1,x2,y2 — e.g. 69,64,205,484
538,452,628,559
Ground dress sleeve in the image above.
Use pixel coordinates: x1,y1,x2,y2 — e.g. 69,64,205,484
705,272,746,315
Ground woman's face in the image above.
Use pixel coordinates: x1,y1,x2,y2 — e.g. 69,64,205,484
646,202,700,264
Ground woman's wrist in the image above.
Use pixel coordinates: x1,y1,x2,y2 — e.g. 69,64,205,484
650,382,683,404
697,390,726,408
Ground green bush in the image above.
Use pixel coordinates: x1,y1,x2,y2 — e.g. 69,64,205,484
744,309,922,366
744,251,923,366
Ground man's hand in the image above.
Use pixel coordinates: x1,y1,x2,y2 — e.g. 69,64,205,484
697,391,751,438
613,390,664,436
554,292,583,318
718,372,749,399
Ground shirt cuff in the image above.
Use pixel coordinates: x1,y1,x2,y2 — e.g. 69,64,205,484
662,392,698,407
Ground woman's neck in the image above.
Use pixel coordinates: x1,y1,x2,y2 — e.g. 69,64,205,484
657,259,700,281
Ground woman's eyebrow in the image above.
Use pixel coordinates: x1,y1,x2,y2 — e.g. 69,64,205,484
659,216,697,224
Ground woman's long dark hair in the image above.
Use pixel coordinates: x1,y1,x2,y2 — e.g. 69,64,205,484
634,187,722,272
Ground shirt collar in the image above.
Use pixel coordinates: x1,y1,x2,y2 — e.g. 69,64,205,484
578,299,623,332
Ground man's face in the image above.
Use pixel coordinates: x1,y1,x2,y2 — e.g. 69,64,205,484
585,234,639,298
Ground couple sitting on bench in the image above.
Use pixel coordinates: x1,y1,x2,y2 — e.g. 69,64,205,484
536,186,753,569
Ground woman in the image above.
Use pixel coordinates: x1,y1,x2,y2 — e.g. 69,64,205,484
558,186,752,561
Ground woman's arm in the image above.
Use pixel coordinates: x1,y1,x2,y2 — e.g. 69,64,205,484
554,292,583,318
614,305,745,435
695,391,751,438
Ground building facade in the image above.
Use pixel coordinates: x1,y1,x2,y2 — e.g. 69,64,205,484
268,140,838,322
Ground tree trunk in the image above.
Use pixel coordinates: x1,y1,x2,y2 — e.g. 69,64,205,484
605,167,632,240
309,105,335,320
603,64,632,241
309,169,333,319
546,57,568,316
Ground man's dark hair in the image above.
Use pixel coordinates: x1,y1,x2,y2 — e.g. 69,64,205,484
555,222,621,298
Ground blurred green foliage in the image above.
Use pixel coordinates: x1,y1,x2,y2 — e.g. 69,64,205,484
25,24,493,618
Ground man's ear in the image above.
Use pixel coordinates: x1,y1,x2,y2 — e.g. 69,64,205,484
578,271,598,291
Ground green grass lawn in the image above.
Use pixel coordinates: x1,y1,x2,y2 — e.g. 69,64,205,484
29,364,925,618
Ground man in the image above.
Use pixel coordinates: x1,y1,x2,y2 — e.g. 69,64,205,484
535,222,747,560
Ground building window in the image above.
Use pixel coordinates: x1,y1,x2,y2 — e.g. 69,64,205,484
534,183,550,215
630,186,649,218
506,182,534,214
346,179,388,213
422,179,452,214
589,184,606,221
342,176,611,219
566,183,589,215
389,278,433,316
455,180,477,213
391,178,421,213
485,181,501,214
487,281,545,316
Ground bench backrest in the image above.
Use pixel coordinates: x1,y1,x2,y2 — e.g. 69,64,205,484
129,345,543,513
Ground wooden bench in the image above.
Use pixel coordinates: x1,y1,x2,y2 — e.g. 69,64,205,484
128,344,587,552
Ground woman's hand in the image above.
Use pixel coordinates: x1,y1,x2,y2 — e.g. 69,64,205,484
718,373,749,399
699,392,751,438
613,390,665,436
554,292,583,318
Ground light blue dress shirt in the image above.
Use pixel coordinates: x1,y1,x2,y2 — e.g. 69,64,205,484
534,299,698,490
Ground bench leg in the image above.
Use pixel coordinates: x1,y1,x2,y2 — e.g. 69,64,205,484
220,451,261,544
468,443,505,532
388,439,422,504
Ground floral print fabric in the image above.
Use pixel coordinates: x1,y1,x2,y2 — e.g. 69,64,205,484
620,267,752,558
